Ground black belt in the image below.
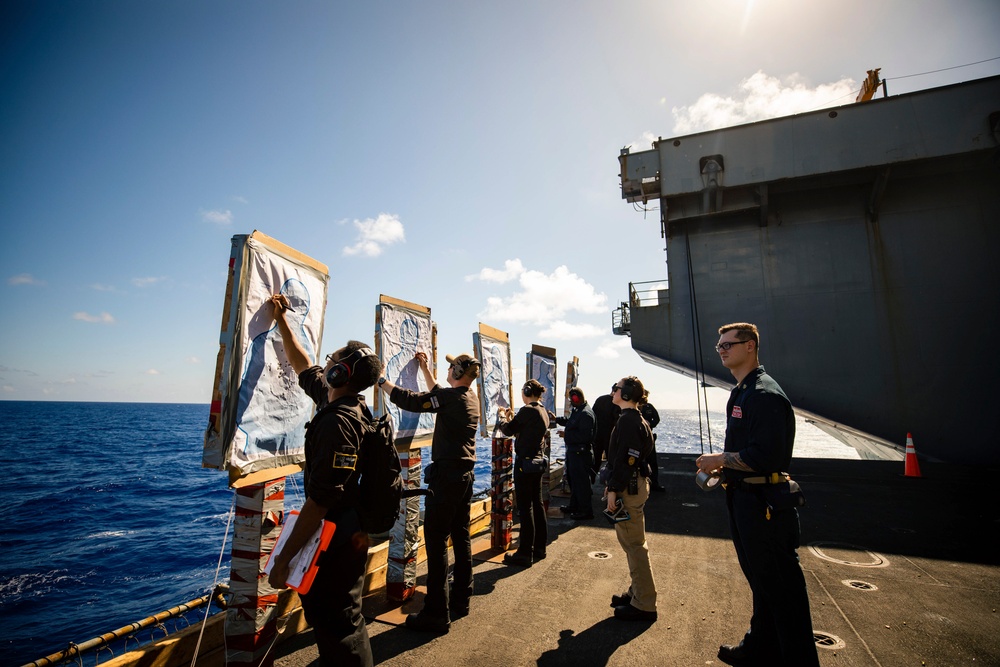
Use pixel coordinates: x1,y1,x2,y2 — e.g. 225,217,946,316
725,472,788,492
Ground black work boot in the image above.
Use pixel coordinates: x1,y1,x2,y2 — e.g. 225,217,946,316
405,611,450,634
717,642,763,666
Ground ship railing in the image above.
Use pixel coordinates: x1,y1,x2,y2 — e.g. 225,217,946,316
613,281,667,336
612,302,631,336
23,585,230,667
628,280,668,307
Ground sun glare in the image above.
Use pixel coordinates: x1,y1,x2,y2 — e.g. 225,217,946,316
740,0,755,35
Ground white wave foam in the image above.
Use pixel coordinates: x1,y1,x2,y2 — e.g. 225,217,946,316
0,569,87,603
84,529,135,539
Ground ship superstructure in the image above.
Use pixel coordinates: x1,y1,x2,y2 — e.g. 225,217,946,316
617,75,1000,465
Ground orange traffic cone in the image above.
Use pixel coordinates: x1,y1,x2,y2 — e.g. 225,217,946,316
904,433,922,478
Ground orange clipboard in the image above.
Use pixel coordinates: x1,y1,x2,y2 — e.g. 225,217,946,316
265,510,337,594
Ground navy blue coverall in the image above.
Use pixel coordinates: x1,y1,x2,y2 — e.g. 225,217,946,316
722,366,819,667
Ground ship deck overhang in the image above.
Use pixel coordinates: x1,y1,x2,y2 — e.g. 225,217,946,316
619,75,1000,466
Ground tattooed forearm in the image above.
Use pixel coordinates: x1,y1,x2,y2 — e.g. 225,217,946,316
723,451,755,472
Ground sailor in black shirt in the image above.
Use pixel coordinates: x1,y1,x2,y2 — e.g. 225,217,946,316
639,399,664,492
378,351,480,633
266,294,381,667
605,376,658,622
498,379,551,566
591,390,620,476
555,387,597,519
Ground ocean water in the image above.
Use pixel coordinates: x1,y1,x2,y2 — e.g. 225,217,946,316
0,401,853,666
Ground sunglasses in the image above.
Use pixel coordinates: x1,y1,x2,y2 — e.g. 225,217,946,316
611,384,621,393
715,340,750,352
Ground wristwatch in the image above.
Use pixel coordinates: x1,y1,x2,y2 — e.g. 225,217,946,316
378,377,387,386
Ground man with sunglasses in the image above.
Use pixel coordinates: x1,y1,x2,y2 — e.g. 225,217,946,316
695,323,819,667
377,351,480,634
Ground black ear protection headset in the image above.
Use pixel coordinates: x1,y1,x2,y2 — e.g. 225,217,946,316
619,377,639,402
451,357,479,380
522,379,545,398
326,347,376,388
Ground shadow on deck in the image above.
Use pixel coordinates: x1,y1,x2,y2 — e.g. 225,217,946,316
275,454,1000,667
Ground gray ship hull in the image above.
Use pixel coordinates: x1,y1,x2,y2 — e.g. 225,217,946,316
618,75,1000,466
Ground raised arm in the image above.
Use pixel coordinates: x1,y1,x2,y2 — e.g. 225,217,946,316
415,351,436,388
270,294,312,375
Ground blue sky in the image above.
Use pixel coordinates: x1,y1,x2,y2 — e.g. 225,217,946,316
2,1,998,409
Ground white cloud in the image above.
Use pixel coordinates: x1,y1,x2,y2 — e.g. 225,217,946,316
538,320,607,340
201,209,234,225
472,261,607,326
42,387,57,395
594,337,631,359
233,196,249,204
2,385,13,393
132,276,167,288
8,273,44,286
145,369,161,375
342,213,406,257
90,283,121,292
671,71,857,134
73,311,115,324
465,258,526,284
186,356,201,364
